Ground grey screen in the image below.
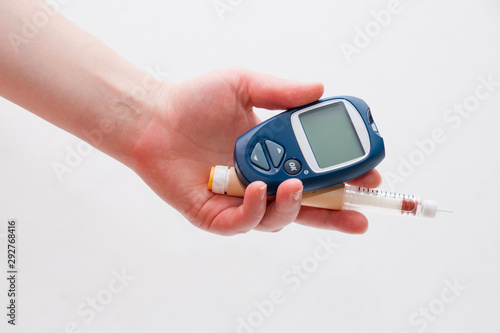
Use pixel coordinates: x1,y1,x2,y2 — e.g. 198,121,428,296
299,102,365,169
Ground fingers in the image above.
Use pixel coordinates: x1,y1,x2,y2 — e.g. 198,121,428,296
207,180,303,235
346,169,382,188
231,68,324,111
206,168,381,235
207,181,268,236
254,179,303,232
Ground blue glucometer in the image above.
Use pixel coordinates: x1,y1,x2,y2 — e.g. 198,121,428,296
233,96,385,195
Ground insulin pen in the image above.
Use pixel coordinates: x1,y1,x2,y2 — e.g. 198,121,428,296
208,166,451,218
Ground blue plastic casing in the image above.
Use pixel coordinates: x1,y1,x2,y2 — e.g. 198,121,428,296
233,96,385,195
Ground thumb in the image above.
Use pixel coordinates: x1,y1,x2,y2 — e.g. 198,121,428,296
236,68,324,110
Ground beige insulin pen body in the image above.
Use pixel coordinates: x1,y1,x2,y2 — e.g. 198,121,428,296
208,166,444,218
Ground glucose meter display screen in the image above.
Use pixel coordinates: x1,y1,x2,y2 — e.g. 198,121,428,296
299,103,365,168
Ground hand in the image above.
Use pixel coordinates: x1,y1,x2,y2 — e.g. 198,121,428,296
129,68,382,236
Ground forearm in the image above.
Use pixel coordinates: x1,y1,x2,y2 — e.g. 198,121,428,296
0,0,161,164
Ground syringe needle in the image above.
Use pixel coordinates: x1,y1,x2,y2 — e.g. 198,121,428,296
437,209,454,214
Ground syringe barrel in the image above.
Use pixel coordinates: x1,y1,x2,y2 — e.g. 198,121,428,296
342,185,429,217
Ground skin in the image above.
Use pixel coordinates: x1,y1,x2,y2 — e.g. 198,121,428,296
0,0,381,236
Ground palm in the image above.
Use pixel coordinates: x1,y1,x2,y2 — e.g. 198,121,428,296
132,70,265,230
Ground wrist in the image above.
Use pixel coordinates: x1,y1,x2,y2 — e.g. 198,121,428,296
89,68,170,167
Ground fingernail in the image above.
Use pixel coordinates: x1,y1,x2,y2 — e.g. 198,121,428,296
291,187,303,201
260,185,267,201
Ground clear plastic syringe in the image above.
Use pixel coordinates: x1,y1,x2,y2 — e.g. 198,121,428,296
340,185,449,218
208,166,451,218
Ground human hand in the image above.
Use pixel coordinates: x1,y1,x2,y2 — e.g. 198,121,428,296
129,68,381,235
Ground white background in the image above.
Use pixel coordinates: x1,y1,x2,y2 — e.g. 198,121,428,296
1,0,499,332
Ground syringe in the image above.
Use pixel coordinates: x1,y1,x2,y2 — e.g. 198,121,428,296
208,166,451,218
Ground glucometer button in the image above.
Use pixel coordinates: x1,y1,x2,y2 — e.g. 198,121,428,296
250,143,270,171
284,159,301,175
265,140,285,168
